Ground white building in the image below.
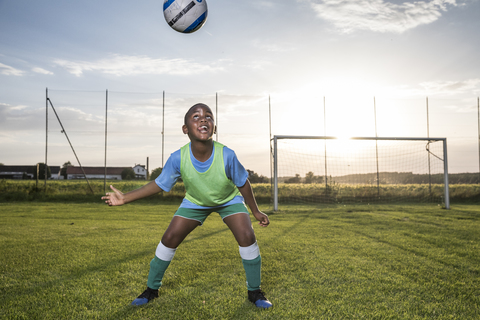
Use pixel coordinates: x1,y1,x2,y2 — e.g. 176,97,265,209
133,164,147,180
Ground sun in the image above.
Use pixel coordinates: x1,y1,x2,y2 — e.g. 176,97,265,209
272,77,399,141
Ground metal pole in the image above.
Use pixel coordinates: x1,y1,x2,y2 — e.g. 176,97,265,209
443,138,450,209
146,156,149,180
269,95,273,206
216,92,218,142
324,96,327,189
426,97,430,136
47,98,95,194
374,97,380,197
269,95,272,142
273,136,278,211
45,88,48,191
477,97,480,180
427,97,432,193
162,91,165,168
104,89,108,193
36,163,39,191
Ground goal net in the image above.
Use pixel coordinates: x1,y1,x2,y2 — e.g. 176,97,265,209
272,136,449,210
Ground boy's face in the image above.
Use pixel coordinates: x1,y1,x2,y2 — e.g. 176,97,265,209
182,104,216,142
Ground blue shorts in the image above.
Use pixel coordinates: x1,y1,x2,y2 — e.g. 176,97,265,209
174,203,249,225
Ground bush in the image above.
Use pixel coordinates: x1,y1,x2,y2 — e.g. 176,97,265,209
150,167,163,181
121,168,135,180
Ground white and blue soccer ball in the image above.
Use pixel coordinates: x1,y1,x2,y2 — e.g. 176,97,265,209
163,0,208,34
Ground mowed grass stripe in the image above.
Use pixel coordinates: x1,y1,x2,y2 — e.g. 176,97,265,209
0,203,479,319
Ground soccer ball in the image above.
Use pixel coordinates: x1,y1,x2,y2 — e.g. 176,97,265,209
163,0,208,34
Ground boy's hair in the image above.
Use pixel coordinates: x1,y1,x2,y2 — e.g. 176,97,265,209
184,103,213,125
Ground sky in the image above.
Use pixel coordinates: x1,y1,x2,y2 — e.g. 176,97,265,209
1,0,480,177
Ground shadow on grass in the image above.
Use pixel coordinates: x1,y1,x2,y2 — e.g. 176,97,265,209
348,227,479,276
2,225,234,318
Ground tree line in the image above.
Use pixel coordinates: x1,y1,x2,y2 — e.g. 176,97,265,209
281,171,480,185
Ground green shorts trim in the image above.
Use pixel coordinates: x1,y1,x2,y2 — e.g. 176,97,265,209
174,203,249,225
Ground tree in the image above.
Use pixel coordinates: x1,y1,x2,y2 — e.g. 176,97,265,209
247,169,269,183
150,167,163,181
305,171,323,184
121,168,135,180
34,163,51,180
285,174,301,183
60,161,73,179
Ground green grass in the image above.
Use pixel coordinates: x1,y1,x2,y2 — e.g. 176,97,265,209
1,202,479,319
2,180,480,204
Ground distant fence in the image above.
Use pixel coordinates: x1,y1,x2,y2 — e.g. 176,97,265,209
42,89,480,194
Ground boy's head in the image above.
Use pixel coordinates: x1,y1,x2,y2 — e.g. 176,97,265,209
182,103,216,141
184,103,213,125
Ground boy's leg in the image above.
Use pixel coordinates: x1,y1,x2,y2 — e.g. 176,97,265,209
239,242,261,291
132,216,200,306
146,242,176,290
223,212,272,309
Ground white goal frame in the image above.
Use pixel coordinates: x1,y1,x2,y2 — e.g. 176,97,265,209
272,135,450,210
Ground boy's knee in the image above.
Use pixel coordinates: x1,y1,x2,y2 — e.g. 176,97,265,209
161,233,180,248
238,230,256,247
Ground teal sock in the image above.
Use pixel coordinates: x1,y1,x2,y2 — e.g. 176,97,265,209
242,255,262,291
147,256,171,290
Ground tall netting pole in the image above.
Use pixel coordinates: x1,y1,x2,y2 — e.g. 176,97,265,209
273,136,278,211
162,91,165,168
45,88,48,191
269,95,273,207
324,96,327,189
47,98,95,193
374,97,380,197
104,89,108,193
443,138,450,209
216,92,218,142
427,97,432,194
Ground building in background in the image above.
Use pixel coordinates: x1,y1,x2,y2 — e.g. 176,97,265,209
65,166,125,180
0,165,60,179
133,164,147,180
1,164,148,180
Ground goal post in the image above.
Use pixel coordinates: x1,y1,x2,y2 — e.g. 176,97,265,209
272,135,449,210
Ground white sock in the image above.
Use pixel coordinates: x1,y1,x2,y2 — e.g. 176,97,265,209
155,241,176,261
239,241,260,260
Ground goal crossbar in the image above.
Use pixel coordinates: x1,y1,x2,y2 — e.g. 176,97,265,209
272,135,449,210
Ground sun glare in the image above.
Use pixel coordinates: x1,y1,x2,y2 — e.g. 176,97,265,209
274,78,392,139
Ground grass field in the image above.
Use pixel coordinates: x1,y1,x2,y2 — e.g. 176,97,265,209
1,202,479,319
2,180,480,204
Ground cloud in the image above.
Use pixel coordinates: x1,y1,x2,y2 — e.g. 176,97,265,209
0,103,34,127
245,60,274,71
253,1,276,9
251,39,296,53
32,67,53,75
419,78,480,95
302,0,458,33
53,54,224,77
0,63,25,76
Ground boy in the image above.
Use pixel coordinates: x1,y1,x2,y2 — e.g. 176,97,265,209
102,103,272,309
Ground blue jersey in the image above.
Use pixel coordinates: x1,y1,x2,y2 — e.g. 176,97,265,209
155,143,249,209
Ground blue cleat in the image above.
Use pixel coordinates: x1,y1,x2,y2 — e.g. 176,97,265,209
131,287,158,306
248,289,273,309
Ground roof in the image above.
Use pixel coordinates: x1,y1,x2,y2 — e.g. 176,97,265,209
66,166,129,175
0,165,36,174
0,165,60,174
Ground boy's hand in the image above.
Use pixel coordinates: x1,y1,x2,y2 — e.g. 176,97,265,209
253,210,270,227
101,185,125,206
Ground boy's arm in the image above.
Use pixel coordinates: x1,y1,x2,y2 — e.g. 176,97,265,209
102,181,163,206
238,179,270,227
